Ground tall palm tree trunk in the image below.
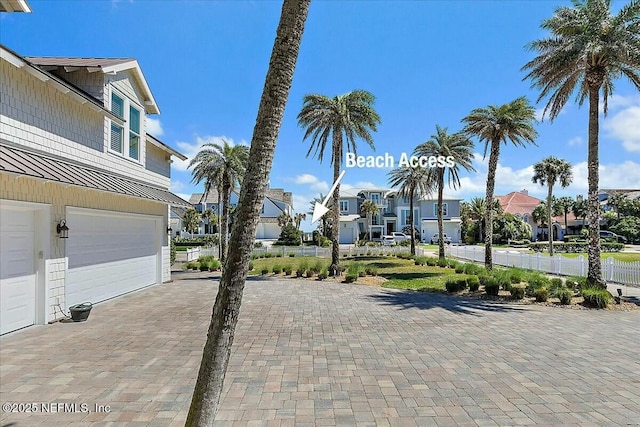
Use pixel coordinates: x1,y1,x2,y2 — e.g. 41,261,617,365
484,140,500,269
185,1,309,424
218,200,222,259
220,180,231,266
409,188,416,256
478,218,484,243
437,172,445,260
330,135,341,274
586,78,604,287
547,184,554,256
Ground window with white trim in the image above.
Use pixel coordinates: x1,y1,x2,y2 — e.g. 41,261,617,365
340,200,349,212
109,89,142,161
433,203,448,217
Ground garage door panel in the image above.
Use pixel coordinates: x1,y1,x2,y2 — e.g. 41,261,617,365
0,208,35,335
66,210,159,307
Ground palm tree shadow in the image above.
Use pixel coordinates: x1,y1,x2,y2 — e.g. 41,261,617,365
367,289,526,316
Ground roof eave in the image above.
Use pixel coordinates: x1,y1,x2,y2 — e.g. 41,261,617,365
102,60,160,114
147,134,187,161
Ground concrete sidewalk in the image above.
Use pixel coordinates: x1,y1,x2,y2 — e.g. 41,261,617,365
1,271,639,426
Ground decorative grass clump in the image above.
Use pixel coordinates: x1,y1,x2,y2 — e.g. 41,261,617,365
549,278,564,293
318,268,328,280
526,274,551,296
437,258,449,268
556,288,572,305
414,256,428,266
261,268,269,275
509,285,526,300
365,267,378,276
199,263,209,272
345,274,357,283
509,268,525,284
284,266,293,276
426,257,438,267
272,264,282,274
581,287,612,309
484,277,500,296
445,277,468,293
463,263,483,276
248,261,254,271
454,266,465,274
534,287,548,302
467,276,480,292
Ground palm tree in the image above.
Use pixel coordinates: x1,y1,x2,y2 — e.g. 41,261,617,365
572,197,588,231
186,1,310,423
182,208,201,238
532,157,573,255
298,90,381,274
308,193,332,238
522,0,640,286
293,213,306,230
360,200,380,241
416,125,475,260
388,166,432,255
462,97,538,269
201,208,217,235
468,197,487,242
556,196,575,236
189,140,249,265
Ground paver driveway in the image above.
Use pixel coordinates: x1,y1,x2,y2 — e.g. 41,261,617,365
1,271,639,426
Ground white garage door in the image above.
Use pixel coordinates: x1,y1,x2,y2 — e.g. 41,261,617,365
339,226,356,244
0,207,36,335
66,209,160,307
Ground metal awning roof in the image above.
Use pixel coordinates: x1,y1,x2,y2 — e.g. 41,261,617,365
0,144,191,207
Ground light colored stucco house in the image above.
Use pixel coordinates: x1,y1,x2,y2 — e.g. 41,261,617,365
0,45,190,335
337,188,463,244
188,187,293,240
495,190,545,241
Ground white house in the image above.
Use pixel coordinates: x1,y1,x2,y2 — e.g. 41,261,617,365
189,187,293,240
0,45,190,335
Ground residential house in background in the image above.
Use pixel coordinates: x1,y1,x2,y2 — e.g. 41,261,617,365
188,187,293,240
495,189,544,241
337,188,463,244
0,44,190,335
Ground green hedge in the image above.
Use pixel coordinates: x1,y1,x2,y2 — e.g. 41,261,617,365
529,242,624,253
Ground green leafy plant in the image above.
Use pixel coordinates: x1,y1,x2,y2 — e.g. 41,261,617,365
509,285,525,299
556,288,572,305
414,256,428,266
261,268,269,275
345,273,357,283
445,278,468,293
581,286,611,309
284,266,293,276
467,276,480,292
272,264,282,274
484,278,499,296
534,287,548,302
318,268,328,280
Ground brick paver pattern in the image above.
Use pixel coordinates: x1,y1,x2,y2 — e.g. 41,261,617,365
1,272,639,426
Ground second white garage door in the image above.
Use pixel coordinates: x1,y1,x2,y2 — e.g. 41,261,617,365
66,209,160,308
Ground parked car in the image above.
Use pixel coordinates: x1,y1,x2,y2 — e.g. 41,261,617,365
599,230,627,243
430,233,452,244
382,235,396,246
389,231,410,242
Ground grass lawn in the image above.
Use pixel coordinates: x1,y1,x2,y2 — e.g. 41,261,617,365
535,252,640,262
250,255,468,292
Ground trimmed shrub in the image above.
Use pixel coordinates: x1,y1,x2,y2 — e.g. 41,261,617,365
272,264,282,274
534,287,548,302
318,268,328,280
529,241,624,253
426,257,438,266
275,253,283,258
264,253,274,258
437,258,449,268
484,278,499,296
199,262,210,271
446,278,468,293
467,276,480,292
284,266,293,276
510,285,526,299
582,287,612,308
549,278,564,293
311,261,324,274
288,253,296,257
414,256,428,266
185,261,197,270
345,274,357,283
556,288,572,305
261,268,269,275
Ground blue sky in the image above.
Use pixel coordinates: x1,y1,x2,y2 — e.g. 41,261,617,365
2,1,638,231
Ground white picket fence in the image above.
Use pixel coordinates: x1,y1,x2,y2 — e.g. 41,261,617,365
446,245,640,286
186,244,424,261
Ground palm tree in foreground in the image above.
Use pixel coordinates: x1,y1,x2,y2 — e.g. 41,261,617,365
532,157,573,256
388,165,432,256
462,97,538,269
415,125,476,260
298,90,381,274
189,139,249,265
186,1,310,423
522,0,640,286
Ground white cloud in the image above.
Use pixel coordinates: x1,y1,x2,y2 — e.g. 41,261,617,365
290,173,329,192
567,136,583,147
175,193,192,203
599,94,640,113
146,118,163,136
170,180,186,193
172,135,247,172
603,106,640,152
535,106,566,122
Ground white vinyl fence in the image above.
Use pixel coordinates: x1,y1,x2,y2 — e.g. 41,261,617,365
186,245,425,262
446,245,640,286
